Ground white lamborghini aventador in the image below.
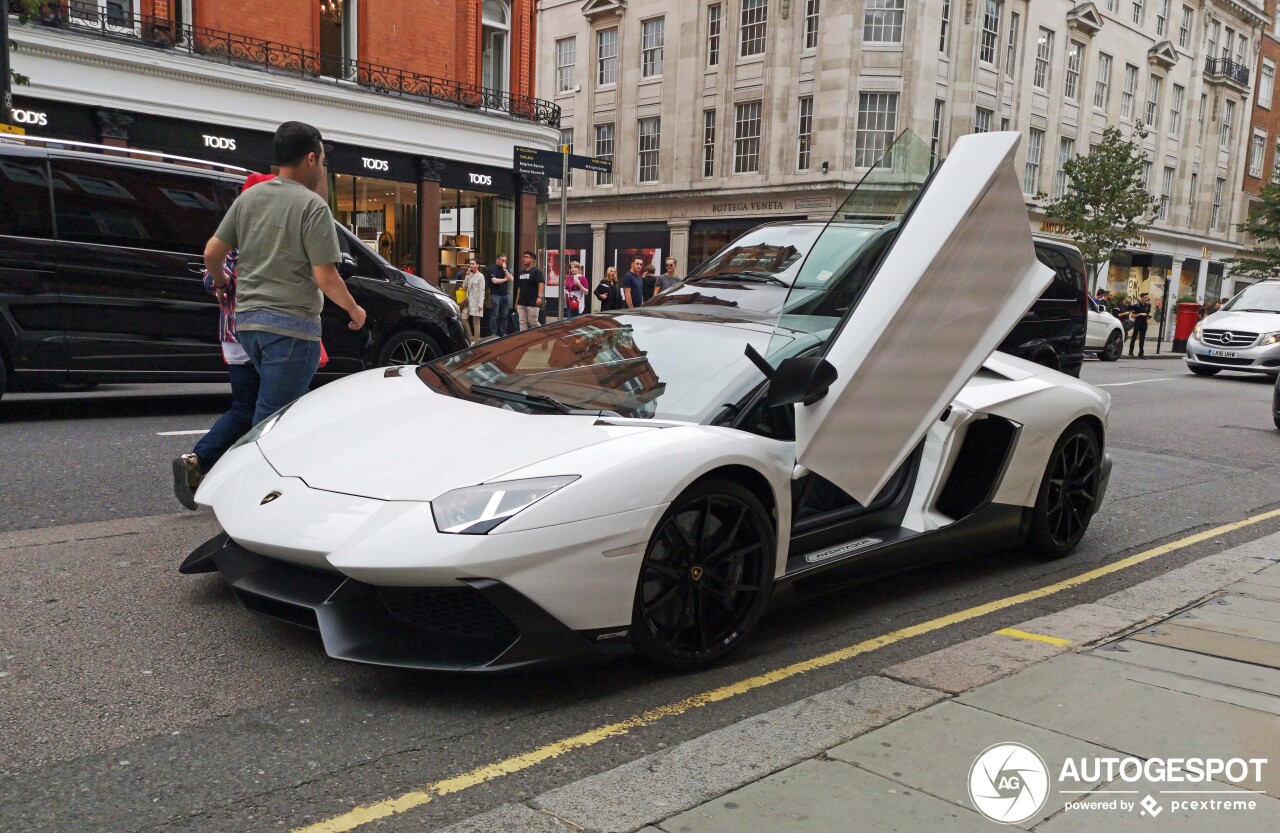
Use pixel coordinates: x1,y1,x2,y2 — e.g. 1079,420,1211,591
181,132,1112,671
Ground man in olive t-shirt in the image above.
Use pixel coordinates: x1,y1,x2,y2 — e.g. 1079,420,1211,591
204,121,366,425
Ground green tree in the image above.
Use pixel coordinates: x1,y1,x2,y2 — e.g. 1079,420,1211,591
1041,125,1159,291
1224,181,1280,278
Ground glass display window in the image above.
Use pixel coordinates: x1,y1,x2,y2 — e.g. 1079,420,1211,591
332,174,419,274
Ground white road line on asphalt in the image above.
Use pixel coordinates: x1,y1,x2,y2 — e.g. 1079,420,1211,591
1095,379,1175,388
155,430,208,436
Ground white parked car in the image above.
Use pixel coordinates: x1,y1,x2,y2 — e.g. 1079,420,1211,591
1186,280,1280,376
1086,297,1124,361
180,133,1112,671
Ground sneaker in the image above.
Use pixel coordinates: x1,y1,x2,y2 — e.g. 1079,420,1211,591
172,453,202,511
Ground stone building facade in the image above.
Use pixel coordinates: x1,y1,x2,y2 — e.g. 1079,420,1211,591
539,0,1271,306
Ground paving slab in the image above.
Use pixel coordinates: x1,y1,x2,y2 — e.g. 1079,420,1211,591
1126,623,1280,669
1087,651,1280,717
1092,538,1278,619
1223,580,1280,602
531,676,943,833
1169,607,1280,643
434,803,581,833
957,653,1280,794
828,700,1116,830
1208,594,1280,622
1091,639,1280,697
881,632,1061,694
1239,570,1280,588
1033,777,1280,832
655,758,993,833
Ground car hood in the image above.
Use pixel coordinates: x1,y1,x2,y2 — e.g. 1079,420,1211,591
255,369,659,501
1202,310,1280,333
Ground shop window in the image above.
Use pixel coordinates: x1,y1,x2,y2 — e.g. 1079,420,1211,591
437,188,515,287
483,0,512,97
332,173,419,274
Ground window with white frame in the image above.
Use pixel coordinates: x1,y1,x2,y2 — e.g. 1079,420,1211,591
864,0,905,44
1206,20,1219,61
855,93,898,167
1251,132,1267,176
707,4,722,67
702,110,716,178
1140,159,1152,190
931,99,945,162
597,28,617,86
1158,166,1173,220
797,96,814,170
1273,142,1280,183
980,1,1001,64
733,101,763,173
1262,61,1276,109
804,0,820,50
637,118,660,183
1169,83,1184,133
1156,0,1168,36
974,107,993,134
1065,41,1083,100
641,18,664,77
740,0,768,56
1222,100,1234,148
1024,128,1044,194
594,123,614,185
939,0,951,54
1132,0,1144,26
69,0,139,31
1211,176,1224,229
1189,171,1198,221
1121,64,1138,120
1005,12,1020,76
1199,93,1206,123
1105,0,1116,10
1095,54,1113,109
1034,29,1054,90
1236,33,1247,66
1179,6,1192,49
555,38,576,93
1053,137,1075,199
1145,75,1163,130
1221,26,1233,61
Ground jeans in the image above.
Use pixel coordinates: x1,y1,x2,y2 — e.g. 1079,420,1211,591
193,361,260,473
237,330,321,426
488,294,511,337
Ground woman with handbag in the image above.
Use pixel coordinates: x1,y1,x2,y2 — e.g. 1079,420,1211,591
462,259,487,342
564,261,588,319
593,266,624,312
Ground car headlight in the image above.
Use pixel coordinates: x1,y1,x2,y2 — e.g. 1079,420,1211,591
431,476,578,534
1193,324,1202,340
228,401,295,452
436,292,461,316
1263,332,1280,346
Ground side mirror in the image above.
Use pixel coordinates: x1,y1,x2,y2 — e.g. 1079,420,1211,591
764,356,838,408
338,254,357,279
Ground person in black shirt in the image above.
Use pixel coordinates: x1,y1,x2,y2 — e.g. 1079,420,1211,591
486,254,512,336
1128,292,1152,357
642,262,657,303
515,251,545,331
621,257,645,308
594,266,624,311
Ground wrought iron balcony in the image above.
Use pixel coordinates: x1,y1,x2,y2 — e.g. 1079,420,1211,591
1204,57,1250,88
23,4,561,128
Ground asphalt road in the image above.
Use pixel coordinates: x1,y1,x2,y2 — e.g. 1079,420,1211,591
2,358,1279,833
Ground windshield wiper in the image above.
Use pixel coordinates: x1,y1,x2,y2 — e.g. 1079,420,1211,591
687,271,788,286
468,384,577,414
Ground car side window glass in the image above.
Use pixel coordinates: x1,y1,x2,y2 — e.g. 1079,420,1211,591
338,228,385,277
1034,246,1078,301
51,159,219,253
0,158,55,238
212,179,241,213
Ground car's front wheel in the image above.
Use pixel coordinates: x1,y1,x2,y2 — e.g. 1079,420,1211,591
631,479,775,670
1189,365,1220,377
377,330,441,366
1026,423,1102,559
1099,331,1123,362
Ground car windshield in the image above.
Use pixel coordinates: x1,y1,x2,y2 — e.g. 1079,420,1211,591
1222,282,1280,313
420,311,825,422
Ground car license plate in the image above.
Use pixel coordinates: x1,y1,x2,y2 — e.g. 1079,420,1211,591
1208,349,1237,358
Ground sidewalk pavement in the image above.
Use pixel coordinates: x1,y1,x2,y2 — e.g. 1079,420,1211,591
446,532,1280,833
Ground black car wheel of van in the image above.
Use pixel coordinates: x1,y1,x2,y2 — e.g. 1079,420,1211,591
1099,331,1123,362
378,330,441,367
1189,365,1220,376
1026,423,1101,559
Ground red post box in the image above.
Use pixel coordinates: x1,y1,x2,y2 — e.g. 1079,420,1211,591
1172,301,1201,351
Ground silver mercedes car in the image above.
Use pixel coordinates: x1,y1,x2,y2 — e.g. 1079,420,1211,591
1186,280,1280,376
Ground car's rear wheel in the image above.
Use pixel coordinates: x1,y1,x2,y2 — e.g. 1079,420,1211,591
1026,423,1101,559
1099,331,1123,362
1189,365,1220,377
631,479,775,670
377,330,440,366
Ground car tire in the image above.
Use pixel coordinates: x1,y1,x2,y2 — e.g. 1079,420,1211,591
1188,365,1220,377
631,478,775,671
1099,331,1123,362
1026,422,1102,559
377,330,441,367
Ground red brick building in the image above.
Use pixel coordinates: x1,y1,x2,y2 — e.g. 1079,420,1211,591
7,0,557,285
1244,3,1280,203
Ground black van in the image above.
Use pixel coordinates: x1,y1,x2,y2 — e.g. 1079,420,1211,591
664,222,1088,377
0,140,468,401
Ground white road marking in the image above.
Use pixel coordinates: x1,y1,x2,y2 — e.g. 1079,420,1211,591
1095,378,1175,388
155,430,208,436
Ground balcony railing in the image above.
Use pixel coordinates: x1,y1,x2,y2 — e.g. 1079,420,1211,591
26,4,561,128
1204,57,1250,87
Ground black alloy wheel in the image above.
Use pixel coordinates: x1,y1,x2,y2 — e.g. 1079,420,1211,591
631,479,775,670
1100,331,1123,362
1027,424,1101,558
378,330,440,367
1189,365,1220,376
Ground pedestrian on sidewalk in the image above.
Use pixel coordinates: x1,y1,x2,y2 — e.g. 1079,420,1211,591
515,250,544,331
172,175,278,510
594,266,624,311
642,262,657,303
621,257,644,308
657,257,682,294
203,121,366,426
563,261,588,319
462,258,486,342
487,254,513,337
1128,292,1152,357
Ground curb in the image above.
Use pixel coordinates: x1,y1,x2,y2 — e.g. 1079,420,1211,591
439,531,1280,833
